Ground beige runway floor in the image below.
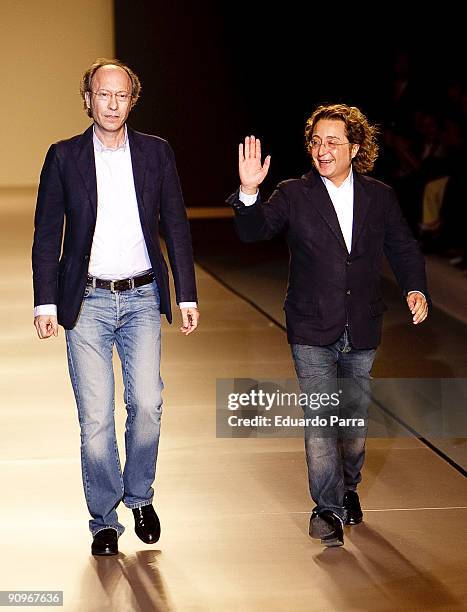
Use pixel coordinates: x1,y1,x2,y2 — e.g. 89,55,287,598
1,203,466,611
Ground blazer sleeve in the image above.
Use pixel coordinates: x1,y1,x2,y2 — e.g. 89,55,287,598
383,187,431,305
159,142,198,304
32,144,65,307
226,184,290,242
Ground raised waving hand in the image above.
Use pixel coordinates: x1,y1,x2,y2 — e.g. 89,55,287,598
239,135,271,195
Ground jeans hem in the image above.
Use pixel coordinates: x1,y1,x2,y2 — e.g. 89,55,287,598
91,525,124,538
124,498,154,510
313,505,346,521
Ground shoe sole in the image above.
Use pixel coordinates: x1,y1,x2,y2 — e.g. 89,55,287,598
309,516,332,538
310,516,344,547
135,530,160,545
321,536,344,547
91,549,118,556
345,517,363,526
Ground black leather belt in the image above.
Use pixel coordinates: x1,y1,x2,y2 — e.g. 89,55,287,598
86,271,155,292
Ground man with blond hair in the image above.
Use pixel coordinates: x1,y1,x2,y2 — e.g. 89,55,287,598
229,104,429,546
33,59,199,555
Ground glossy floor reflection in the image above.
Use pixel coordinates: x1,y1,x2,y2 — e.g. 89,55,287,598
1,203,466,611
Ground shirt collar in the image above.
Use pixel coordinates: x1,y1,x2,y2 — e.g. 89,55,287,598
93,124,128,153
321,167,353,191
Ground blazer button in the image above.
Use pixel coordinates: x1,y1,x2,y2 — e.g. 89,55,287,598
84,254,89,261
346,259,351,266
346,289,351,295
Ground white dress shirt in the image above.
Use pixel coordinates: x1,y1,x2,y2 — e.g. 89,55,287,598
238,169,424,299
34,126,196,317
89,126,153,279
320,170,354,252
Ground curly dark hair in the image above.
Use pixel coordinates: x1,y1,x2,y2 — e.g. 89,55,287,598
304,104,379,174
80,58,142,118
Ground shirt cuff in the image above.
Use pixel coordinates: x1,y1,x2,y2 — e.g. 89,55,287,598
179,302,197,309
238,187,259,206
407,290,426,300
34,304,57,317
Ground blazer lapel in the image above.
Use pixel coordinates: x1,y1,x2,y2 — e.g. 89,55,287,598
128,127,148,219
303,170,348,253
73,125,97,221
351,173,371,253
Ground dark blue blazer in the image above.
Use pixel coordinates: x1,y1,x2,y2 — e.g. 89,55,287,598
32,125,197,329
228,169,430,349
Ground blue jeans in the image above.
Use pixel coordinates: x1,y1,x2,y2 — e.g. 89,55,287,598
291,329,376,520
65,280,163,536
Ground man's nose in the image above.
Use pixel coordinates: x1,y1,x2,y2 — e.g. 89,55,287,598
107,94,118,110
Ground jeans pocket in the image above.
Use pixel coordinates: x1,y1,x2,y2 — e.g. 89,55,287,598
135,281,157,296
135,281,160,308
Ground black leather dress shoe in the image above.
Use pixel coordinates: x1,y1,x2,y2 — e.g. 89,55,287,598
91,528,118,556
132,504,161,544
343,490,363,525
309,510,344,547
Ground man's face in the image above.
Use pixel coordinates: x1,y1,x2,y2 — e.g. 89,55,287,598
310,119,359,185
85,65,132,133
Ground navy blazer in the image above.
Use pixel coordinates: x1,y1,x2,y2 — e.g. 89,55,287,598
228,169,430,349
32,125,197,329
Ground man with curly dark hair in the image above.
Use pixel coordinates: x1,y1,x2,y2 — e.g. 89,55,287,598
227,103,429,547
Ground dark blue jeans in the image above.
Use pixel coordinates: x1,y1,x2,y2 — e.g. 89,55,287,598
291,329,376,520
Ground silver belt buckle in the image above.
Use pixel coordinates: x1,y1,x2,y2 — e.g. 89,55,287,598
130,277,135,290
110,280,116,293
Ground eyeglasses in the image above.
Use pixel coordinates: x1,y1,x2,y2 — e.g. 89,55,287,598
309,137,351,151
91,90,132,102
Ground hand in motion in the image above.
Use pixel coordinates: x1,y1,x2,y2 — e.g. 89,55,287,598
180,307,199,336
406,292,428,325
34,315,58,339
238,135,271,195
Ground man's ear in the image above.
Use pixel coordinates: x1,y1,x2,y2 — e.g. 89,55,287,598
351,144,360,159
85,91,91,111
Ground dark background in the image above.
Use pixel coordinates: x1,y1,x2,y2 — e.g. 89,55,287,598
115,2,463,206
